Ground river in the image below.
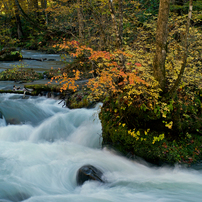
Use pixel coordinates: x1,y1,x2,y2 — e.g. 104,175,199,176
0,50,202,201
0,49,71,73
0,93,202,202
0,50,68,91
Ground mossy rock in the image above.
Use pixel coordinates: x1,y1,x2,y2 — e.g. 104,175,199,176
24,84,62,95
99,99,202,166
0,68,43,82
0,48,22,61
66,90,97,109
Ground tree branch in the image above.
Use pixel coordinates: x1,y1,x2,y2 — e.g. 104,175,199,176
167,0,193,98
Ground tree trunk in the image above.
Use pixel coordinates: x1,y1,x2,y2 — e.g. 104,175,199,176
41,0,48,25
77,0,84,40
153,0,170,92
167,0,193,98
118,0,123,43
14,0,45,30
108,0,125,70
108,0,122,49
14,0,23,39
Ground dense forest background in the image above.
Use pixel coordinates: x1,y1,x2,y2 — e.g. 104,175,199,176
0,0,201,51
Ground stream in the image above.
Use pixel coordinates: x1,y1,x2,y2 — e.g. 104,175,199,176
0,50,68,91
0,51,202,202
0,94,202,202
0,49,71,73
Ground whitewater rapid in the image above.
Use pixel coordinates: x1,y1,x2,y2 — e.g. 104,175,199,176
0,94,201,202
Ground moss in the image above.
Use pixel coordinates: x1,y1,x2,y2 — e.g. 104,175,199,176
0,48,22,61
0,90,25,94
0,67,43,82
0,84,62,96
24,84,62,95
99,91,202,166
66,90,97,109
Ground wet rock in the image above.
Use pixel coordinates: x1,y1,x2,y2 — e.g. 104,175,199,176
6,118,21,125
23,57,47,61
76,165,104,186
0,48,22,61
47,59,56,61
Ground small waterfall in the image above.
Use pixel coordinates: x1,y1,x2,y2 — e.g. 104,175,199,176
0,94,202,202
0,115,6,127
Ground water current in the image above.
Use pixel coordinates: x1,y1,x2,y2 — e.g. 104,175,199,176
0,50,70,73
0,93,202,202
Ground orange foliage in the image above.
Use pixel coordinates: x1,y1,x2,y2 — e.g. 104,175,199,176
51,40,148,96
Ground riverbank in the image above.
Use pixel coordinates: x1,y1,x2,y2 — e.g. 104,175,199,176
1,49,202,167
1,93,202,201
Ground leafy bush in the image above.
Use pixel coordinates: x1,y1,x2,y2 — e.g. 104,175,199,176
100,88,202,165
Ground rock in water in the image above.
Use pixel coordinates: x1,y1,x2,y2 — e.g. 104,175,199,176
0,48,22,61
76,165,104,186
6,118,21,125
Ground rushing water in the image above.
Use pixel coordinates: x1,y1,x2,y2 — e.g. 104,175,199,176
0,94,202,202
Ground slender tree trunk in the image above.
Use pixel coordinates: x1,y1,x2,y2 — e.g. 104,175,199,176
108,0,125,70
99,7,107,49
15,0,45,30
153,0,170,92
14,0,23,39
167,0,193,98
77,0,84,40
118,0,123,43
41,0,48,25
98,16,105,49
108,0,122,49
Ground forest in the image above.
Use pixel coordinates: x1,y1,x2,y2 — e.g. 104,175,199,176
0,0,202,165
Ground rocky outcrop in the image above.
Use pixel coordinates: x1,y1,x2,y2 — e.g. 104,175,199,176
76,165,105,186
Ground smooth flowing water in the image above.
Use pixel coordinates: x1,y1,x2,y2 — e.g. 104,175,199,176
0,94,202,202
0,50,70,73
0,50,69,91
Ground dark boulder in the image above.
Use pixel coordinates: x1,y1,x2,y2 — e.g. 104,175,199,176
76,165,105,186
6,118,21,125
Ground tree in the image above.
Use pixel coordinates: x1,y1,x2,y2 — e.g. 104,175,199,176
41,0,49,25
108,0,122,49
14,0,23,39
153,0,170,93
153,0,194,98
77,0,84,39
167,0,193,97
14,0,46,30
